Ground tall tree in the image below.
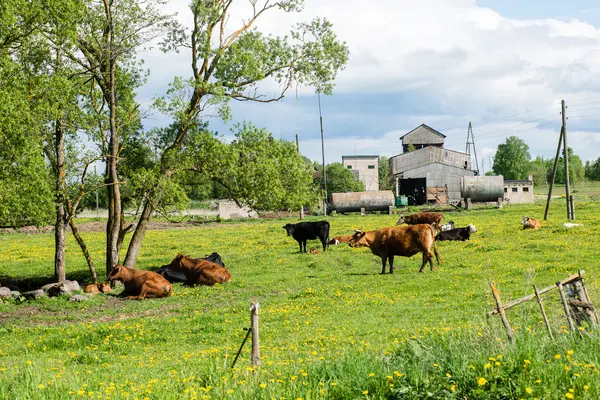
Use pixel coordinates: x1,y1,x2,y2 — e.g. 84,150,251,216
122,0,349,268
312,162,365,195
585,158,600,181
492,136,531,180
378,156,393,191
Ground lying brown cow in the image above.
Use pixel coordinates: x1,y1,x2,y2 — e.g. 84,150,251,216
83,282,112,295
108,265,172,300
396,212,445,228
348,224,442,273
162,253,232,286
327,235,353,245
522,216,541,230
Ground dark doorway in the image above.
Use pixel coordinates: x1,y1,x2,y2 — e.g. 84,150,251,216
400,178,427,206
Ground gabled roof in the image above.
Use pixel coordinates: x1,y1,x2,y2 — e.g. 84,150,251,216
399,124,447,140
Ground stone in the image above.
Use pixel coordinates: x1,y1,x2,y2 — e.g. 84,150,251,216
10,291,21,299
42,280,81,297
0,287,11,299
69,294,89,302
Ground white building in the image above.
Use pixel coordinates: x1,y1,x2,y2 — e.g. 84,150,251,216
503,176,535,204
342,155,379,191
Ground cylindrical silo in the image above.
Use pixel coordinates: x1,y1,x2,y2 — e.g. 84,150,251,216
330,191,395,213
460,176,504,202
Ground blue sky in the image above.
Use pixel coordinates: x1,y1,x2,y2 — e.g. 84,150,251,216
138,0,600,170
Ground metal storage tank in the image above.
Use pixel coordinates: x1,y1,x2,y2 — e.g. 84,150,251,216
460,176,504,202
330,191,395,213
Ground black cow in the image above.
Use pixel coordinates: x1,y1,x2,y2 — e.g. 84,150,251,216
435,224,477,241
156,252,224,283
283,221,330,253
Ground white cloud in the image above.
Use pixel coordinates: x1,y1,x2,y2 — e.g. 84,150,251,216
136,0,600,164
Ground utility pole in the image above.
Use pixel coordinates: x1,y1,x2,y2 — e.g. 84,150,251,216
295,133,299,153
544,127,563,221
318,91,327,216
465,122,480,175
562,100,573,220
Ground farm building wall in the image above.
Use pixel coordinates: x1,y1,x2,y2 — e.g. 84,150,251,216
342,155,379,191
400,125,445,146
390,146,472,176
401,163,475,202
503,179,534,204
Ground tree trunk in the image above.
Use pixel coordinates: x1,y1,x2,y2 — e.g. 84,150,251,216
123,198,154,268
104,2,122,276
69,217,97,283
53,120,67,282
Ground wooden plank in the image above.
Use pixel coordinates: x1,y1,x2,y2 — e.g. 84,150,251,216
534,284,554,340
251,302,260,367
490,282,515,344
487,273,583,316
558,282,576,332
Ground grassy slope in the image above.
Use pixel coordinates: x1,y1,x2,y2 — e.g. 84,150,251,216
1,199,600,399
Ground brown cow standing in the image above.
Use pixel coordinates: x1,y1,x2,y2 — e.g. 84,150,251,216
348,224,442,274
522,216,541,230
396,212,445,228
108,265,172,300
162,253,232,286
83,282,112,295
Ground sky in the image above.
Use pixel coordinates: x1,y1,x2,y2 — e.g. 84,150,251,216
136,0,600,173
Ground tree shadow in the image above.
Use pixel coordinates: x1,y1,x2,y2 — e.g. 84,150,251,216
0,270,100,292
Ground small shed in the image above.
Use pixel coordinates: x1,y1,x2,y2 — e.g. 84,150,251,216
503,176,534,204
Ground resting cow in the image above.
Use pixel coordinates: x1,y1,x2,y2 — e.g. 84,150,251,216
396,212,445,228
157,252,224,283
522,216,541,230
161,253,232,286
348,224,441,274
108,265,172,300
435,224,477,241
327,235,353,245
83,282,112,294
283,221,330,252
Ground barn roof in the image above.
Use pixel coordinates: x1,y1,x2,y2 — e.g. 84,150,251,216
399,124,447,140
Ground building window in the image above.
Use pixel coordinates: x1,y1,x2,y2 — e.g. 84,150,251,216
504,188,507,193
367,165,375,169
347,165,352,169
523,187,529,192
512,187,518,192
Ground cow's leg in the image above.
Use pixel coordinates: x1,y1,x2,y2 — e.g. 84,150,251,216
380,256,387,274
389,255,394,274
302,240,307,253
320,236,327,252
419,253,427,273
298,240,303,253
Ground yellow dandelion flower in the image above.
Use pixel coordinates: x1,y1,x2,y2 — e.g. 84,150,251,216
495,362,501,366
567,350,574,355
565,393,573,399
26,361,32,365
478,377,487,386
259,383,267,389
451,384,456,392
554,354,561,360
584,385,589,390
368,373,375,377
38,384,45,389
569,388,574,393
433,364,439,367
362,390,368,395
524,360,531,365
525,387,532,394
386,376,393,380
484,363,492,369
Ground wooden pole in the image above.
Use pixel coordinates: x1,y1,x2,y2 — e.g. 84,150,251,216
533,284,554,340
543,126,563,221
250,302,260,367
557,282,576,332
490,282,515,344
561,100,572,220
579,270,599,325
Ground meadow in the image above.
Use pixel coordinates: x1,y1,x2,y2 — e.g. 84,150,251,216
1,198,600,399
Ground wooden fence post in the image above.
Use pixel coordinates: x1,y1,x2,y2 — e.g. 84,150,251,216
490,282,515,344
557,282,576,332
578,270,599,326
251,302,260,368
533,284,554,340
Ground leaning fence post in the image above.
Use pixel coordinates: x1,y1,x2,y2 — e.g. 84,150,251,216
578,270,599,326
533,284,554,340
251,302,260,368
490,282,515,344
557,282,576,332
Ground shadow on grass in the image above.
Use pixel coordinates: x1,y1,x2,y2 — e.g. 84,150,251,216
0,269,99,292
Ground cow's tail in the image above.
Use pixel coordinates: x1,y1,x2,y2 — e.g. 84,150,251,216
427,224,442,266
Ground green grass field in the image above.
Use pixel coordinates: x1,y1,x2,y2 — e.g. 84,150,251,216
1,198,600,399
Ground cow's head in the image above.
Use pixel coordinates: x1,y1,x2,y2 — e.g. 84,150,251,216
108,264,128,282
467,224,477,233
348,229,367,248
283,223,296,236
98,282,112,293
396,215,405,225
521,216,529,225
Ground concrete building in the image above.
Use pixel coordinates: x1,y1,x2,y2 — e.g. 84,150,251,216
390,124,476,205
503,175,535,204
342,155,379,191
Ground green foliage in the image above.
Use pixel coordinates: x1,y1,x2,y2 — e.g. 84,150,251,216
184,122,319,211
406,143,416,153
528,156,548,186
585,158,600,181
378,156,393,190
320,162,366,194
493,136,531,180
554,148,585,186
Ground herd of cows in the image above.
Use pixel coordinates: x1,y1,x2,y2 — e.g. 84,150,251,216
94,211,542,300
